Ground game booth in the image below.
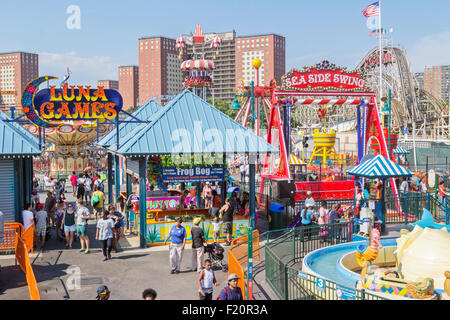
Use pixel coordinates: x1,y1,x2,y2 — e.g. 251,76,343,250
107,89,277,247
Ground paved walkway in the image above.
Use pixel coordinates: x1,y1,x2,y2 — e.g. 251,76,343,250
0,188,277,300
0,184,406,300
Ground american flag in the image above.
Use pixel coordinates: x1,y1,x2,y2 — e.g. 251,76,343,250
362,1,380,17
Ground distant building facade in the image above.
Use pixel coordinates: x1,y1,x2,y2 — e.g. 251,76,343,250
118,66,139,111
0,51,38,111
97,80,119,90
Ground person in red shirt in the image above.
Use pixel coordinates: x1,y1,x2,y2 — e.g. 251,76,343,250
438,180,448,204
70,171,78,197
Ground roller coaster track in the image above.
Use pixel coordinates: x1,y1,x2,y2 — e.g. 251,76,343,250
290,46,449,139
355,46,448,138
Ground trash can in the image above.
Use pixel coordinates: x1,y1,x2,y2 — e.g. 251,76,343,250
269,202,285,230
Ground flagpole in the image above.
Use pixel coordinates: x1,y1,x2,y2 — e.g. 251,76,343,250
378,0,383,105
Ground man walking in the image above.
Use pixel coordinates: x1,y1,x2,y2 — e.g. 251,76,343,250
218,274,243,300
191,217,205,273
164,217,187,274
92,186,105,222
34,203,48,251
44,191,57,228
75,198,91,254
219,198,234,246
22,203,35,232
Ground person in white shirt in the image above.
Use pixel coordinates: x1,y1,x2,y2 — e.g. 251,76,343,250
400,178,409,194
84,175,93,203
34,204,48,250
22,203,35,231
212,217,222,243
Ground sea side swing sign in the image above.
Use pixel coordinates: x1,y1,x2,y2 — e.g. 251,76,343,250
282,61,366,91
21,75,123,128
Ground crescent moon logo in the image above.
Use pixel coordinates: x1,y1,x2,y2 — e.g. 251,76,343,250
21,76,58,128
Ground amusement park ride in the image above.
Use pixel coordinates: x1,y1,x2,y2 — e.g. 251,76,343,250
176,24,223,100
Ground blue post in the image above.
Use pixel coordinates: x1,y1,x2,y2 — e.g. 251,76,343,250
139,157,147,248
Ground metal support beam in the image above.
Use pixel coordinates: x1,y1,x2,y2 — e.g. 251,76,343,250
247,162,256,300
114,154,120,205
139,157,147,248
107,153,113,203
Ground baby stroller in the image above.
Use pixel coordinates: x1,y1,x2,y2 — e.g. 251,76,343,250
204,243,227,271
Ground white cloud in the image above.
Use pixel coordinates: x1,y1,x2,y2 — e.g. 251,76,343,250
39,51,118,86
408,30,450,72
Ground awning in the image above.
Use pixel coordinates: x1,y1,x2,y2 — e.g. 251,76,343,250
290,154,305,165
347,155,412,178
392,146,409,154
45,144,55,152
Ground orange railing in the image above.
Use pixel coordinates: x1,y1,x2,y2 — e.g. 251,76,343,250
15,232,40,300
0,223,24,251
227,250,246,300
231,229,260,264
23,225,35,254
227,230,260,300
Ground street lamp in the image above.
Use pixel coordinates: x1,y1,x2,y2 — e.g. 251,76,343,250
230,96,241,110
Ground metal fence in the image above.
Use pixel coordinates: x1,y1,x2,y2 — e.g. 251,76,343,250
285,266,387,300
265,221,356,300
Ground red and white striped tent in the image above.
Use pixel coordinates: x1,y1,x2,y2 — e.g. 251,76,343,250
210,36,222,49
180,59,215,71
176,35,186,49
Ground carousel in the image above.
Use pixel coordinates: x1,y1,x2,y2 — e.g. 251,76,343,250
26,122,110,175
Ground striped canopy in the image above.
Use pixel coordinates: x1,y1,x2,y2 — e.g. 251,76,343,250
392,146,409,154
290,154,305,165
347,155,412,178
180,59,215,71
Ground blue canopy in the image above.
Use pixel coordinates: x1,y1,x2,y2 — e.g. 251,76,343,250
0,110,41,157
392,146,409,154
115,90,278,156
347,155,412,178
97,99,162,147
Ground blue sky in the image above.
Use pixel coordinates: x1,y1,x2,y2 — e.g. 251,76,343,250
1,0,449,86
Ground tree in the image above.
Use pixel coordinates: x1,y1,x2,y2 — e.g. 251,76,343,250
206,98,239,119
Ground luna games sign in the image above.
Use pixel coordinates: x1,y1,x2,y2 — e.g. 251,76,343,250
282,61,366,91
21,76,123,128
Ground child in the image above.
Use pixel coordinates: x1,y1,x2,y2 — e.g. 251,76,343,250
212,217,222,243
189,200,196,209
55,202,65,241
198,259,219,300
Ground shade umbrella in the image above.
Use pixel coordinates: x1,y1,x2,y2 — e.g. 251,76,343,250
347,155,412,233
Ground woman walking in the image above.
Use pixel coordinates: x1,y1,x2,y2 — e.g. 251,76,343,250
107,204,124,253
61,203,76,248
96,210,114,261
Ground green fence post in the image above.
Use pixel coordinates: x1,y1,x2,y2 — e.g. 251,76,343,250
284,264,289,300
404,193,408,225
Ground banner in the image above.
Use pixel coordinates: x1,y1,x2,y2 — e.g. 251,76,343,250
146,196,196,210
161,166,224,183
142,219,250,246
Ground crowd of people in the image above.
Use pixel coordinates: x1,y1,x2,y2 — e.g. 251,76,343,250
26,171,126,259
24,172,246,300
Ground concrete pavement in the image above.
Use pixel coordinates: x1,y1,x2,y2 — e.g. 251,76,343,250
0,187,276,300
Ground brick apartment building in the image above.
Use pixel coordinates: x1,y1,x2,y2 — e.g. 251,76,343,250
118,66,139,111
0,51,38,112
138,37,184,105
